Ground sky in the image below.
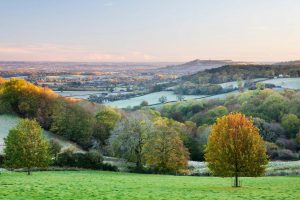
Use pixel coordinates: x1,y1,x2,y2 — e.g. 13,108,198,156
0,0,300,62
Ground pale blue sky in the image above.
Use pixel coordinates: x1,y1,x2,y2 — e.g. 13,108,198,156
1,0,300,62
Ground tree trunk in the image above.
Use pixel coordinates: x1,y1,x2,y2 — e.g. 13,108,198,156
135,144,143,172
27,168,31,175
136,156,143,172
234,174,238,187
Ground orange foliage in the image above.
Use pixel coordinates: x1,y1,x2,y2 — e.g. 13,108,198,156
0,77,6,84
205,113,268,178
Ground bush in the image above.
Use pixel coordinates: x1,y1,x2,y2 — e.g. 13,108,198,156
254,118,283,142
276,138,297,151
281,114,300,138
0,154,4,167
277,149,298,160
55,150,117,171
265,142,279,159
191,106,228,126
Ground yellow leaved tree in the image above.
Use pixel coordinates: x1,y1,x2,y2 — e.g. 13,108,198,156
205,113,268,187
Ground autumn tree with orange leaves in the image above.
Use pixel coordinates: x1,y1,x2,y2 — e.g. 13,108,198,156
205,113,268,187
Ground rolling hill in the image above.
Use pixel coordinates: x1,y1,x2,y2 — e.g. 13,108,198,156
157,59,251,75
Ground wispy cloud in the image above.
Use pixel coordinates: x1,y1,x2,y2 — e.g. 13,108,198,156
0,44,156,62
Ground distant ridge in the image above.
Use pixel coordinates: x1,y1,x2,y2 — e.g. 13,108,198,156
274,60,300,66
157,59,248,74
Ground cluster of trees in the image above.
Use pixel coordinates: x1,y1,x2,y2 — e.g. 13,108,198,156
183,64,300,84
0,78,121,149
3,109,191,174
109,110,189,173
0,78,192,174
160,89,300,160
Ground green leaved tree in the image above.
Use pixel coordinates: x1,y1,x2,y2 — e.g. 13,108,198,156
4,119,51,175
143,118,189,174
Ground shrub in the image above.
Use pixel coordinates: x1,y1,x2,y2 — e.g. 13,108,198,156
275,138,297,151
140,101,149,107
281,114,300,138
0,154,4,167
297,132,300,144
49,139,62,161
265,142,279,159
191,106,228,126
55,150,117,171
253,118,283,142
277,149,298,160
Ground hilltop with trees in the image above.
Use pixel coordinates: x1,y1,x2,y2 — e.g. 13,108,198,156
172,64,300,95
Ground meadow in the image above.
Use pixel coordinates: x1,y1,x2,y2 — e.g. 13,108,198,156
0,171,299,200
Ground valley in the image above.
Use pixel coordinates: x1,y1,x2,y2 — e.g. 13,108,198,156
1,1,300,199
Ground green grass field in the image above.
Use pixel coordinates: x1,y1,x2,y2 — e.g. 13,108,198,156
0,171,299,200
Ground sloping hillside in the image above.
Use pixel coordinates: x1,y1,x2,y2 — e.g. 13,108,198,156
183,64,300,84
274,60,300,66
0,114,84,153
157,59,249,75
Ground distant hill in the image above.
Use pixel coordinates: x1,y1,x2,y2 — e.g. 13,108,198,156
274,60,300,66
157,59,250,75
182,64,300,84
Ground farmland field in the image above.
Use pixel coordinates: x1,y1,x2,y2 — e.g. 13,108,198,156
55,90,105,99
0,171,299,200
106,91,206,108
219,78,268,89
262,78,300,89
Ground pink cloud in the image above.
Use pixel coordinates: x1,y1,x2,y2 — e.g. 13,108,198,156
0,44,156,62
